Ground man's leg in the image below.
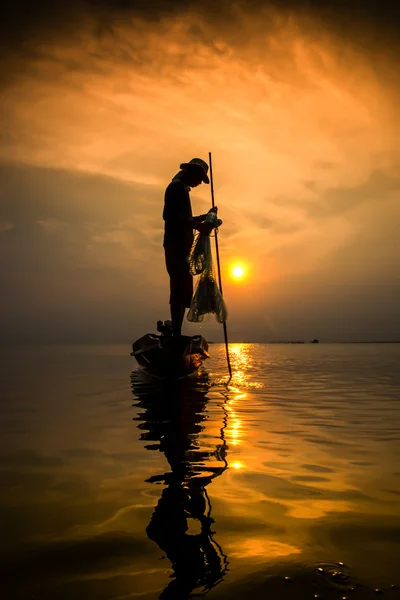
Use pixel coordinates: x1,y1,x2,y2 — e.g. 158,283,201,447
165,248,192,338
170,300,185,337
180,304,186,333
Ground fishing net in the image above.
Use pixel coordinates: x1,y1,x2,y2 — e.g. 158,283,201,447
187,232,209,275
188,212,222,276
187,232,228,324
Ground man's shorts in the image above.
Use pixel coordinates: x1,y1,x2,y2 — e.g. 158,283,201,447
164,246,193,308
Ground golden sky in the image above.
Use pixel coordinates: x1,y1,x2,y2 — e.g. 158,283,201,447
1,0,399,342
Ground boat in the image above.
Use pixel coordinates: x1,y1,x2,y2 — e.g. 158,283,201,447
131,321,209,380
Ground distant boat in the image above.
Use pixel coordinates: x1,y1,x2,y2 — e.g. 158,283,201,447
131,322,209,380
311,339,319,344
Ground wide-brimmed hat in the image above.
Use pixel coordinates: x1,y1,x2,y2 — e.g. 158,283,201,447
179,157,210,184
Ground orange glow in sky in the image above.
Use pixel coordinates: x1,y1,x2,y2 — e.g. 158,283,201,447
1,3,399,343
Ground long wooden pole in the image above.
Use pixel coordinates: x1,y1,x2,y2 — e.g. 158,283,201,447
209,151,232,380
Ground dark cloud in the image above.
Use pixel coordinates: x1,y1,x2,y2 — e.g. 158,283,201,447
302,179,319,192
245,209,302,233
314,159,336,170
275,166,400,219
1,0,400,53
246,212,276,230
1,0,399,96
0,161,159,223
0,162,167,343
313,167,400,217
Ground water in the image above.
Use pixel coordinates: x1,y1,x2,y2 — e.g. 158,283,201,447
1,343,400,599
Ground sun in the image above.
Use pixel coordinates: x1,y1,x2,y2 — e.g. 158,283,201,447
232,266,244,278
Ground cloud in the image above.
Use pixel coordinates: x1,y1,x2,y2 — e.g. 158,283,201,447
0,163,171,342
0,1,399,341
2,1,400,52
0,221,13,232
312,167,400,218
36,218,68,233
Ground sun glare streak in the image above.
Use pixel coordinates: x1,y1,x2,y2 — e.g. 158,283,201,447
232,462,244,470
230,538,302,559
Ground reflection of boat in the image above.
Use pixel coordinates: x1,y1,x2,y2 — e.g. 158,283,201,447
132,373,228,598
131,328,209,380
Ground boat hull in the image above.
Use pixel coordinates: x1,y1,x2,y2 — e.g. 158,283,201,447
131,334,209,380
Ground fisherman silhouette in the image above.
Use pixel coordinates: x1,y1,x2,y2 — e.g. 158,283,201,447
132,373,228,599
163,158,218,338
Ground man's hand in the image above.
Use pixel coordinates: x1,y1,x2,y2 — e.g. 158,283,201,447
197,222,215,235
193,207,218,223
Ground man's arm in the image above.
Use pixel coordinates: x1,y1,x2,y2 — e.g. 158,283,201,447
193,206,218,223
186,217,214,235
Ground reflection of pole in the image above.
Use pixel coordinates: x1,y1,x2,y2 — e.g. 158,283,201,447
209,151,232,381
207,390,230,577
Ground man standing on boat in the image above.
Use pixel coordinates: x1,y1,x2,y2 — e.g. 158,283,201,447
163,158,217,338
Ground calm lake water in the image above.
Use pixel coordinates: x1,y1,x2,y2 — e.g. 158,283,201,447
1,343,400,600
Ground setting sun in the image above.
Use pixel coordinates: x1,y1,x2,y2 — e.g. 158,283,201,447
232,266,244,278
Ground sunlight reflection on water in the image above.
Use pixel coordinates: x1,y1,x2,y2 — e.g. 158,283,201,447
1,343,400,599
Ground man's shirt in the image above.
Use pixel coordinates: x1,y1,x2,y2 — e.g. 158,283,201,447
163,178,194,254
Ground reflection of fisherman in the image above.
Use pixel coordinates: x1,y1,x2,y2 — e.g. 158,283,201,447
133,377,228,598
147,481,224,599
163,158,218,338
